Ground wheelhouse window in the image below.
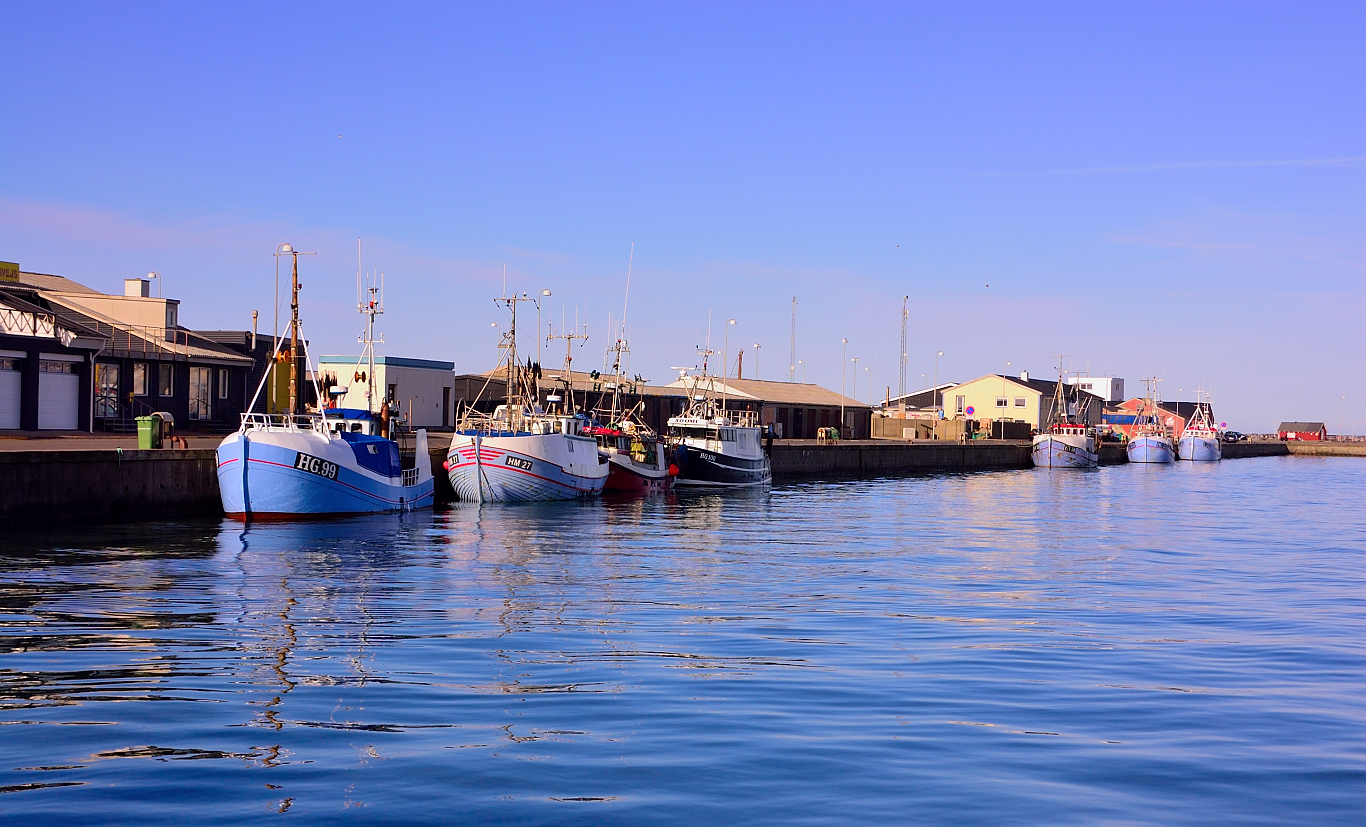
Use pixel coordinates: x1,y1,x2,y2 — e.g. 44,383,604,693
159,363,174,397
133,363,148,396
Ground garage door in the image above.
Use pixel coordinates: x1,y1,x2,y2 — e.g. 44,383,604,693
38,360,80,430
0,359,19,429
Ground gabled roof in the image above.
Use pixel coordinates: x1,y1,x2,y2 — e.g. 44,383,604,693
1277,421,1326,432
956,373,1102,400
664,376,868,408
11,271,103,295
880,384,957,409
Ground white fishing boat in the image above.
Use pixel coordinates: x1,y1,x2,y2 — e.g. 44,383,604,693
1178,392,1222,462
217,244,434,519
1031,367,1099,468
1126,377,1175,464
445,292,608,502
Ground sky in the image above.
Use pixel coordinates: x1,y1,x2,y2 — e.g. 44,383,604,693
1,2,1362,432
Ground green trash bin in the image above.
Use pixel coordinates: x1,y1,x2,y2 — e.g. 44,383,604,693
136,415,162,449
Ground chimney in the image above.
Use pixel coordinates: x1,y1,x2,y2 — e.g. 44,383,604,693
124,278,150,297
1020,370,1029,381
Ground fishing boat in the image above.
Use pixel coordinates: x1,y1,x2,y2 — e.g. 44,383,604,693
585,246,677,493
445,292,608,502
667,361,772,487
217,244,435,519
1031,369,1099,468
1177,391,1221,461
1126,377,1176,464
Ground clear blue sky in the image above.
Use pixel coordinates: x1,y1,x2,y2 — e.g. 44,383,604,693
2,3,1362,431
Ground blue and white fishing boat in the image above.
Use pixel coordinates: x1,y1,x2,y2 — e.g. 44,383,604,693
216,244,434,519
1177,392,1221,462
446,291,608,502
1126,377,1175,464
1031,368,1099,468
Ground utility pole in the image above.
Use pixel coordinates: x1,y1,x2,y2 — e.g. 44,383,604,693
789,297,797,383
899,296,908,398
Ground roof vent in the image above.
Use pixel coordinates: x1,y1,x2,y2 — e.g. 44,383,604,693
125,278,150,297
1019,370,1029,381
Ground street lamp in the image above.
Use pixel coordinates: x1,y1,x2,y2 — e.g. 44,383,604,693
841,338,849,433
933,351,945,411
753,343,761,380
537,289,551,366
865,365,872,405
722,319,736,412
146,271,162,299
798,359,805,384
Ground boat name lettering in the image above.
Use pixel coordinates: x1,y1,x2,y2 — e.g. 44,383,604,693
506,456,534,471
294,452,339,480
700,452,717,462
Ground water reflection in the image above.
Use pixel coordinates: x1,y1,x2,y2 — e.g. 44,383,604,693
0,459,1363,823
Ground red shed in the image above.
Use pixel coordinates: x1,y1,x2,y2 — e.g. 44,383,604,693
1277,421,1327,441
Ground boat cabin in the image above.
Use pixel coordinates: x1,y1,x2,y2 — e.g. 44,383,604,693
325,408,383,436
668,421,765,459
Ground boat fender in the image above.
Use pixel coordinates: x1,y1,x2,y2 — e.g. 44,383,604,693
668,464,679,476
441,459,450,471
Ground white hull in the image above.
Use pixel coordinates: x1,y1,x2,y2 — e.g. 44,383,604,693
1178,435,1221,462
446,431,607,502
1031,434,1098,468
1127,435,1175,464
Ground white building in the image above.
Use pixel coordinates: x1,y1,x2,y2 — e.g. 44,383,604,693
1064,375,1124,404
319,355,455,429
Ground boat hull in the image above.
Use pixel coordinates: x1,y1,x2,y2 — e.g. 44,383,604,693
1177,435,1222,462
672,443,772,487
1031,434,1098,468
216,430,434,519
446,432,608,502
1127,435,1176,464
603,453,675,493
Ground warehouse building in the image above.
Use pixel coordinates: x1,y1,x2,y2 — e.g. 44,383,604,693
320,355,456,429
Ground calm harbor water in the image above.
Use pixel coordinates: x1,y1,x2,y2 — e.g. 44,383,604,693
1,456,1362,825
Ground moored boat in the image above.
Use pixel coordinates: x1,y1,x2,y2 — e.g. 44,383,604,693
1031,367,1099,468
589,420,675,492
216,245,434,519
667,370,772,487
1126,377,1175,464
1178,393,1221,461
445,291,608,502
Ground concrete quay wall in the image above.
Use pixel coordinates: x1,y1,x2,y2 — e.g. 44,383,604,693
0,449,220,529
771,440,1033,478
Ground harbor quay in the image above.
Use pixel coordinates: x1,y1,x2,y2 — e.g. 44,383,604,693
0,436,1352,529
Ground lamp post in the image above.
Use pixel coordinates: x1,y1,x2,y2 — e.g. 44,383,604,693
841,338,848,433
933,351,944,411
722,319,736,413
753,343,761,380
865,365,871,405
537,289,551,367
798,360,805,384
146,271,161,299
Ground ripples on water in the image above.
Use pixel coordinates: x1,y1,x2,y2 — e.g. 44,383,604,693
1,457,1362,824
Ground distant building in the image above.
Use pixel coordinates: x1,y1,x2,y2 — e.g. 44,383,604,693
1104,399,1199,439
320,355,455,429
876,383,958,415
1064,375,1125,404
1277,421,1326,441
3,266,252,432
942,373,1103,431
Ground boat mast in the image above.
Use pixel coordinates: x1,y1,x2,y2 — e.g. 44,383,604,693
289,252,300,415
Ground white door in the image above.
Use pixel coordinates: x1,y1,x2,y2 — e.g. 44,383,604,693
0,364,20,429
38,362,80,430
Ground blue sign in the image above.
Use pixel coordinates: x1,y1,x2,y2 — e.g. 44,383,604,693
965,406,975,415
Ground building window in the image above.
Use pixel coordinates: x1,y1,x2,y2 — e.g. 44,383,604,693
1014,397,1026,407
218,368,229,400
189,367,211,420
159,363,174,397
955,395,965,415
0,358,16,371
95,363,120,418
133,363,148,396
39,360,75,374
995,397,1008,408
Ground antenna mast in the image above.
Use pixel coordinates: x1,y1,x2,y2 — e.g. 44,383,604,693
356,239,386,414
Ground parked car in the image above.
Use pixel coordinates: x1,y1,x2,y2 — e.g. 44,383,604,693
1222,431,1246,443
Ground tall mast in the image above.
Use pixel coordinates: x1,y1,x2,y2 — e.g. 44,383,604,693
289,252,300,415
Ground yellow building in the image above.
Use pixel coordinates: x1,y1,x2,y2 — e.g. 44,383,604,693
944,372,1102,431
